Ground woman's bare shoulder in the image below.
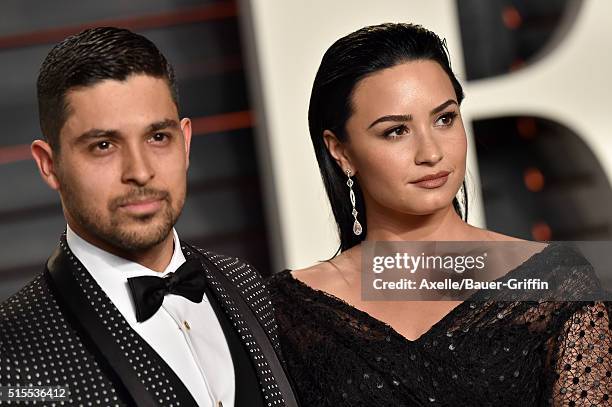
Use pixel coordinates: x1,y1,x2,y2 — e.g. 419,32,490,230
475,227,547,247
291,250,359,295
470,227,523,242
291,262,334,284
471,228,554,272
291,262,345,293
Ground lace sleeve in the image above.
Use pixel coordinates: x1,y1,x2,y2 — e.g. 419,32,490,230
551,301,611,406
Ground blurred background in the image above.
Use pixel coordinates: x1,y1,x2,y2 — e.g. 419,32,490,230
1,0,611,300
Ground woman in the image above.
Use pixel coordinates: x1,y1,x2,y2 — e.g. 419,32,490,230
266,23,611,406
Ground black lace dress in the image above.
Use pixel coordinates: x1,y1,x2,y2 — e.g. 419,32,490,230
266,243,611,406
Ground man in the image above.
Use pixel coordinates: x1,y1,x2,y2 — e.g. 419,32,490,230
0,27,297,407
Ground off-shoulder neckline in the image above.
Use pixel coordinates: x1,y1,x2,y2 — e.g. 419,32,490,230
273,242,566,343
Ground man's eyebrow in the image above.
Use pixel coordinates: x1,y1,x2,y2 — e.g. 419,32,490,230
74,129,120,144
72,119,179,145
147,119,179,132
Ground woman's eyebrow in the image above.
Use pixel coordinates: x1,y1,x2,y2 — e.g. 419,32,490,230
367,99,458,129
430,99,458,115
368,114,412,129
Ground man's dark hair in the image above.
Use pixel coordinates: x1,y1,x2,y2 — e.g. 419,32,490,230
37,26,179,152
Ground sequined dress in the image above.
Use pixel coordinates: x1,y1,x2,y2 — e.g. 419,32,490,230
266,243,611,406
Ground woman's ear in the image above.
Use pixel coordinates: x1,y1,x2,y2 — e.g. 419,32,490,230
323,130,356,175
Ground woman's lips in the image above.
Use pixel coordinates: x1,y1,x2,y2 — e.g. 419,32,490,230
411,172,450,189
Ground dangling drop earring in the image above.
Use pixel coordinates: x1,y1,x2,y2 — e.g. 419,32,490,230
346,169,362,236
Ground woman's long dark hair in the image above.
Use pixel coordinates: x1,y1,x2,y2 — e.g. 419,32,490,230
308,23,468,253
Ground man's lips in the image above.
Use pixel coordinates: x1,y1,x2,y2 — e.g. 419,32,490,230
119,198,164,214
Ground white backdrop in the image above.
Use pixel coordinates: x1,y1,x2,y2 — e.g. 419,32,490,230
239,0,612,271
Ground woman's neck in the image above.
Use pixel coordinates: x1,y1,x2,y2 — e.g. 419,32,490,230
364,204,475,242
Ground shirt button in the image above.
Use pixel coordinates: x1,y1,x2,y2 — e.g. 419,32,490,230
183,320,191,330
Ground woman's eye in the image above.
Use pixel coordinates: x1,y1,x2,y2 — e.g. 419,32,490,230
384,125,408,138
435,111,458,127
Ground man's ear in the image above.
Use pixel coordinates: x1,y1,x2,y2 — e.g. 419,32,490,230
31,139,61,190
180,118,192,170
323,130,356,175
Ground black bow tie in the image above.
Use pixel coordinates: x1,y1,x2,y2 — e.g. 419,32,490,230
127,258,207,322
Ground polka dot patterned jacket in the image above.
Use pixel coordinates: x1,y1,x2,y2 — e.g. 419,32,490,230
0,233,298,407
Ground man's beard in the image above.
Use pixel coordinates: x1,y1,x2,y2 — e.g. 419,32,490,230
61,179,183,252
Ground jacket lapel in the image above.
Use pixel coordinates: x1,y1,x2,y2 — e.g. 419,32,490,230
183,243,299,407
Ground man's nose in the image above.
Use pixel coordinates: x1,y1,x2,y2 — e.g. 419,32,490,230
121,145,154,186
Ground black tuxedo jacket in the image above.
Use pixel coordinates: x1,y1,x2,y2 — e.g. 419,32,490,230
0,233,298,406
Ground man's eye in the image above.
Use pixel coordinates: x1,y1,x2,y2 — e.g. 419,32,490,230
96,141,112,150
89,140,114,155
151,133,169,143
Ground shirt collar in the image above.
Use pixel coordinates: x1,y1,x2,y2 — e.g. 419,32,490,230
66,223,186,280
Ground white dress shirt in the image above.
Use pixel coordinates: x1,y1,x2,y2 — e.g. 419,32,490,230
66,224,235,407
